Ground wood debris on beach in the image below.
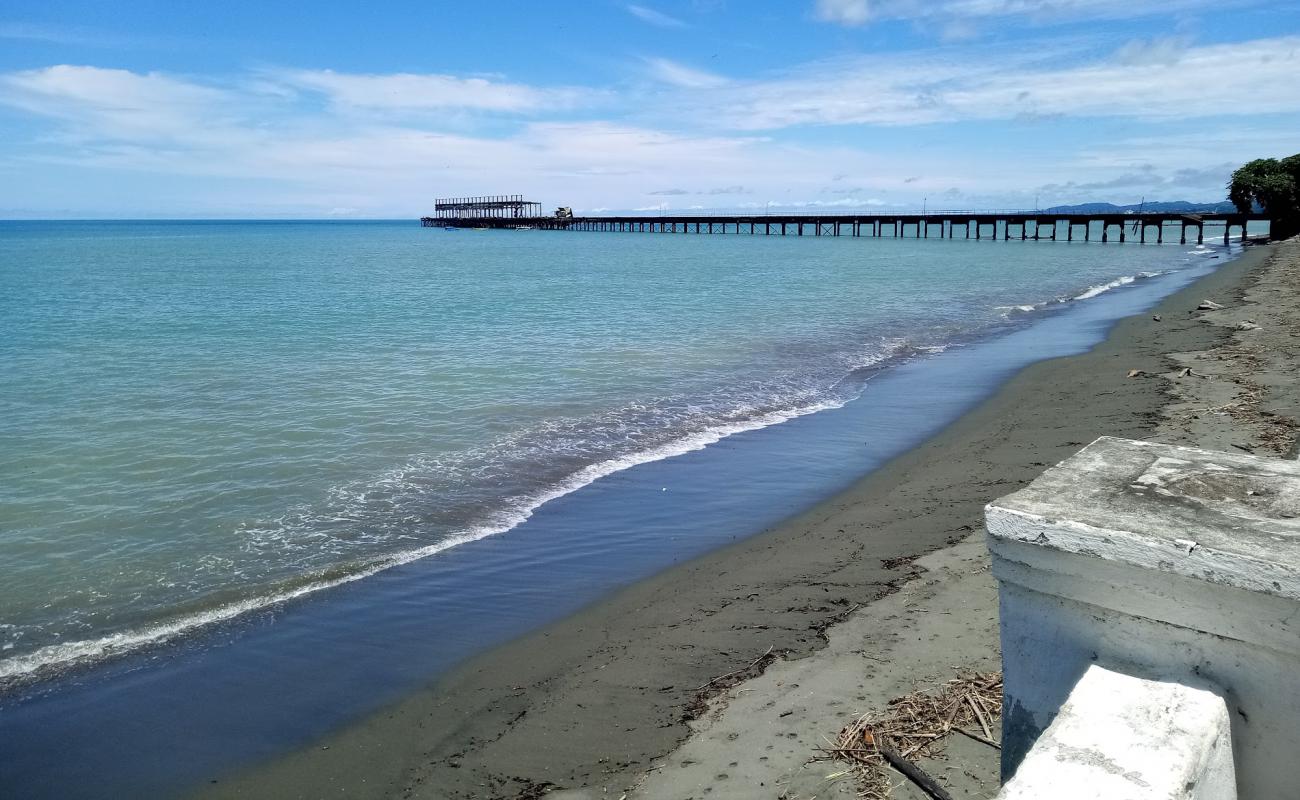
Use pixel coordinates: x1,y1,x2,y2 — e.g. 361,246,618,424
819,671,1003,799
1168,339,1300,456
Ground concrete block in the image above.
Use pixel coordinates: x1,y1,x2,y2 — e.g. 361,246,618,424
986,436,1300,799
996,665,1234,800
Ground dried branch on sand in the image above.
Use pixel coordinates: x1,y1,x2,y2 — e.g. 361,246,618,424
818,671,1003,799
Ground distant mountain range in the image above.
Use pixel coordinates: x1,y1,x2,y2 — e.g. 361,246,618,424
1042,201,1238,214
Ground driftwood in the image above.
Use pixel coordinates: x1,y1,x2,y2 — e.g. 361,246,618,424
966,694,993,740
692,646,774,691
878,745,956,800
819,671,1002,799
952,726,1001,749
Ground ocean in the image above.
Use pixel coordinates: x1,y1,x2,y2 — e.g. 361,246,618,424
0,218,1258,796
0,219,1235,686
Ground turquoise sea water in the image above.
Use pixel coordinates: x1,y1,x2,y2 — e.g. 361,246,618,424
0,220,1230,682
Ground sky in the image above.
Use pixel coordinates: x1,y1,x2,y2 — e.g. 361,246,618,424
0,0,1297,218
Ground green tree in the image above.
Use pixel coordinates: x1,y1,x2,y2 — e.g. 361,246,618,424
1229,155,1300,238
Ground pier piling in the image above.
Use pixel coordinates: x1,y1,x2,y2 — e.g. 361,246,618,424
422,206,1269,247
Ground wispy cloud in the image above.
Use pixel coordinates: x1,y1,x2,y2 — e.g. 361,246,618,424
269,69,592,113
1076,127,1300,173
813,0,871,27
813,0,1264,28
0,26,1291,217
0,64,958,214
643,57,727,88
1036,163,1230,193
0,65,241,140
0,64,858,212
627,4,688,28
648,185,750,196
1114,35,1193,66
0,21,185,50
0,22,98,45
684,36,1300,128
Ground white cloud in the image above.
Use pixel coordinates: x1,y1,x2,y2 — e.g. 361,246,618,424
0,21,186,50
627,5,688,28
1076,127,1300,173
814,0,871,26
0,22,96,45
0,45,1290,216
643,57,728,88
693,36,1300,128
816,0,1261,27
1114,35,1193,66
0,64,953,215
271,69,590,113
0,65,244,141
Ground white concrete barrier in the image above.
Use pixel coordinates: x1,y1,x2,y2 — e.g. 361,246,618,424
986,437,1300,799
996,665,1234,799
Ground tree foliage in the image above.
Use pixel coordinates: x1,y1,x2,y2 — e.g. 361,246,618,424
1229,156,1299,215
1229,155,1300,238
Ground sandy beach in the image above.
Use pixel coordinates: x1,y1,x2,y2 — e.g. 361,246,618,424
2,6,1294,799
202,240,1297,800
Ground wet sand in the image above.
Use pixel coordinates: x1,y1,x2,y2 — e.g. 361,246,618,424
627,240,1299,800
203,242,1289,799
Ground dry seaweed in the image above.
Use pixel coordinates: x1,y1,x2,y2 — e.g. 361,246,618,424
818,671,1003,799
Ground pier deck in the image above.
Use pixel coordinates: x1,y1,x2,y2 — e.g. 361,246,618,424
421,211,1271,245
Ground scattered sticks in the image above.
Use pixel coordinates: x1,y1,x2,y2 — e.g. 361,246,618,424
877,745,955,800
819,671,1003,799
951,725,1001,750
692,646,774,692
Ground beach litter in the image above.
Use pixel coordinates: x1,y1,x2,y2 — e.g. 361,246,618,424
819,671,1003,799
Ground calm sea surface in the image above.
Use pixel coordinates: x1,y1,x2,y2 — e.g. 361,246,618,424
0,219,1228,682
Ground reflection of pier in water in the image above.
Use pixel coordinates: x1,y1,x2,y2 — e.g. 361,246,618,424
422,206,1271,246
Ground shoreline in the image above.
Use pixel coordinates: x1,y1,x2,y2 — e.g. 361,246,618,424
1,239,1236,800
630,242,1299,799
202,243,1282,799
0,238,1179,691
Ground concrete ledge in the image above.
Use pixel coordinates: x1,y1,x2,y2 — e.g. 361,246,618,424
987,437,1300,798
989,437,1300,602
997,665,1234,800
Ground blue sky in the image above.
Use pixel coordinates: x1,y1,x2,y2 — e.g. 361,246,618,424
1,0,1297,217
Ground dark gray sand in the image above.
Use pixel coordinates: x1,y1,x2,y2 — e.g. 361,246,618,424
625,240,1298,800
203,243,1291,800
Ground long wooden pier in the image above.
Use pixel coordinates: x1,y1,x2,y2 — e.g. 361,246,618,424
421,210,1272,246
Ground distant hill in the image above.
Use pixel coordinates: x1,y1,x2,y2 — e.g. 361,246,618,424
1042,201,1238,214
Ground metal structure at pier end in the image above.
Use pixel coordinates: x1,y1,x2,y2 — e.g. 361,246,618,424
426,195,543,221
422,206,1273,245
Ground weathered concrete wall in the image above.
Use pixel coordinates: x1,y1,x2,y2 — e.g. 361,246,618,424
987,436,1300,799
997,664,1234,799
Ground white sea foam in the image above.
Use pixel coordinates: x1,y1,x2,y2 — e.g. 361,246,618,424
0,349,905,684
994,303,1045,314
998,270,1171,318
1072,274,1139,300
1076,271,1172,300
0,222,1223,691
0,257,1186,684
